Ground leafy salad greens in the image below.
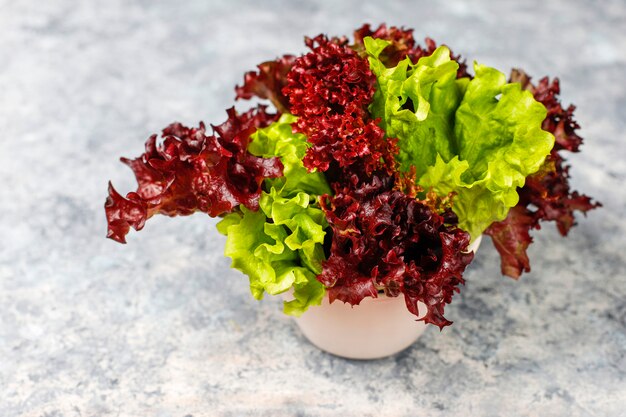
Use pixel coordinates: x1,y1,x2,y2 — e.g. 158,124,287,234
105,24,599,328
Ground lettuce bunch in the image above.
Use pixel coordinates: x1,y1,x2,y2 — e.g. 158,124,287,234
105,24,599,328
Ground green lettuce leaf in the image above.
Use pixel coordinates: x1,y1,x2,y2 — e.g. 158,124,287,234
421,64,554,238
217,114,330,315
247,113,331,196
365,37,554,239
366,37,468,178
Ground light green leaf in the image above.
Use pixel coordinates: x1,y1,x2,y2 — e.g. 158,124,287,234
419,64,554,238
366,40,464,178
365,37,554,240
219,114,331,315
249,113,331,196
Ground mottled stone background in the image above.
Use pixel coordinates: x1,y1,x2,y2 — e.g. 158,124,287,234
1,0,625,415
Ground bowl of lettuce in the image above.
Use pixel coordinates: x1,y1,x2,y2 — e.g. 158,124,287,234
104,24,599,359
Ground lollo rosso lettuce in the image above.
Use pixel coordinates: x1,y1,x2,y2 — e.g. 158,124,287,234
217,114,331,316
365,37,555,240
105,106,282,243
282,35,396,176
235,55,296,114
319,171,474,329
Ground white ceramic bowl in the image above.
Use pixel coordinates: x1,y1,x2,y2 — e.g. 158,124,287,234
293,235,482,359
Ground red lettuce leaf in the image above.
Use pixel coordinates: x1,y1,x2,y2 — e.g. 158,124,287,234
352,23,469,77
510,70,583,153
485,70,601,277
105,106,282,243
484,206,533,279
319,173,473,329
322,256,379,305
283,34,396,175
235,55,296,113
353,23,419,67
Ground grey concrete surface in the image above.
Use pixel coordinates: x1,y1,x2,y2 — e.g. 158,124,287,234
1,0,625,415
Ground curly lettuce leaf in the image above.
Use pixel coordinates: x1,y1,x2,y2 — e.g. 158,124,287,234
354,24,471,76
366,36,554,239
248,113,331,196
259,187,328,276
217,207,324,308
105,107,282,243
485,71,600,278
218,114,330,315
282,35,389,174
366,37,467,178
319,172,473,329
421,64,554,238
235,55,296,114
453,65,554,182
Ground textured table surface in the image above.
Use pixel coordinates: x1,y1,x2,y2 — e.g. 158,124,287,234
1,0,625,416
